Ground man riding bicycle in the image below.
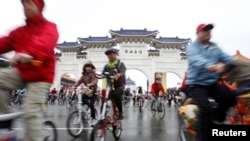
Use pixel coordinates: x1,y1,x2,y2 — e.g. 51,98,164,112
186,23,237,141
0,0,58,140
101,48,126,120
150,77,167,110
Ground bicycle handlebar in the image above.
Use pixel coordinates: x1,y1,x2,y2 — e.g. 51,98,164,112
0,57,42,67
95,72,115,79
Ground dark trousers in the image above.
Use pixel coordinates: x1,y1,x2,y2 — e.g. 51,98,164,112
82,94,97,119
110,87,124,115
187,82,237,141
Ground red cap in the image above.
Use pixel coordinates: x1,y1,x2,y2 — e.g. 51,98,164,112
32,0,44,12
196,23,214,32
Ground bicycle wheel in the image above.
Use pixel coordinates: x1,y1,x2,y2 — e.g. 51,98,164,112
179,115,196,141
139,99,143,112
43,121,58,141
66,111,84,137
151,101,157,117
90,120,106,141
94,108,99,120
112,120,122,139
157,102,165,119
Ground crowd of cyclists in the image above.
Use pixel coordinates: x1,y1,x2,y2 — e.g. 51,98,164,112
1,1,249,141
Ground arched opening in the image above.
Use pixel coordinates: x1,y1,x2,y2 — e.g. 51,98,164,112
60,73,77,88
126,69,148,94
166,72,181,89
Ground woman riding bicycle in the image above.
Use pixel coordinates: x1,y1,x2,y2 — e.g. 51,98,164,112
74,61,98,125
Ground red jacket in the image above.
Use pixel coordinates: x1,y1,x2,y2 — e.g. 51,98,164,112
150,81,166,95
181,72,187,90
0,14,59,83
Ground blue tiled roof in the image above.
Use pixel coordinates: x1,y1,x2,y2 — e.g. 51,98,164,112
153,37,190,43
57,41,81,47
78,36,114,42
110,28,158,36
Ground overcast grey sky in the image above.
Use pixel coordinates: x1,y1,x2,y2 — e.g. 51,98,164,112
1,0,250,56
0,0,249,89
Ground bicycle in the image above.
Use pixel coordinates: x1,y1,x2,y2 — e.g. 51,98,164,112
151,94,166,119
90,72,122,141
178,90,250,141
134,94,144,112
0,103,57,141
0,57,57,141
122,94,131,108
66,86,98,138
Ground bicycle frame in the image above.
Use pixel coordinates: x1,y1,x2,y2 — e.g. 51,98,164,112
90,72,122,141
0,103,57,141
100,82,119,121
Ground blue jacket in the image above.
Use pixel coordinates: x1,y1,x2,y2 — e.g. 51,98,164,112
186,40,234,85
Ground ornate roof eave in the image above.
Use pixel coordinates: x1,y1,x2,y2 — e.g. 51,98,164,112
78,38,116,43
58,46,82,52
148,53,160,56
151,39,191,44
233,50,250,63
109,31,159,37
57,45,82,49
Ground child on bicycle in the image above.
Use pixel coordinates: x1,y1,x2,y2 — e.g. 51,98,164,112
74,61,98,125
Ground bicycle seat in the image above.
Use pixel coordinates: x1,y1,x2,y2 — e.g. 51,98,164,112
0,112,24,121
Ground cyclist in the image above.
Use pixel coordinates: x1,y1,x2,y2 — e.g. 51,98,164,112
133,86,144,106
50,87,57,104
74,61,98,125
0,0,58,140
186,23,237,141
102,48,126,120
150,77,167,110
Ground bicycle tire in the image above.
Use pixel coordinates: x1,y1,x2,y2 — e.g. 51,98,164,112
90,120,106,141
112,120,122,139
94,108,99,120
151,101,157,117
157,102,165,119
179,115,196,141
43,120,58,141
139,99,143,112
66,111,84,137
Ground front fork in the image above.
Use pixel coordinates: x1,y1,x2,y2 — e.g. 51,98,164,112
77,93,83,120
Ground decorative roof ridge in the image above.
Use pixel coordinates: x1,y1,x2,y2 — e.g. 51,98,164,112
57,41,81,47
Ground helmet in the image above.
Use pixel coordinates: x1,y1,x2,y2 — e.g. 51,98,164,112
105,48,118,55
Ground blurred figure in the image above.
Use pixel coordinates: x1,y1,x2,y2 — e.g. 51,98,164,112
0,0,58,140
186,23,237,141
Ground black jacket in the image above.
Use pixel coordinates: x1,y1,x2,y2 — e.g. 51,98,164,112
102,59,126,89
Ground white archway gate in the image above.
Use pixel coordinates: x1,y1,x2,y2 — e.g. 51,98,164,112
54,29,190,89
